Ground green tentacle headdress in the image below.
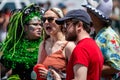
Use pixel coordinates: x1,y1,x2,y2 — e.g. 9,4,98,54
0,3,44,69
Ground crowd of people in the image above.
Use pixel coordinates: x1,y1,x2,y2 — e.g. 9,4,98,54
0,0,120,80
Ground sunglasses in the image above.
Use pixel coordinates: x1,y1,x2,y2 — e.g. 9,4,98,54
42,17,56,23
64,19,80,28
64,22,73,29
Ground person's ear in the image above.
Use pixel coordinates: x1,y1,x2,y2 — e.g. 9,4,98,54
76,21,82,32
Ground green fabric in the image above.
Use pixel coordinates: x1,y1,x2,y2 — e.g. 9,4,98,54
2,38,42,69
7,74,20,80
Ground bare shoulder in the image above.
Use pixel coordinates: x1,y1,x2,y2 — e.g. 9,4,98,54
65,41,76,60
66,41,76,49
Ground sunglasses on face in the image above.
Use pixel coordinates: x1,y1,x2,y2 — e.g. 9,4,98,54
64,19,80,28
64,21,73,29
42,17,56,23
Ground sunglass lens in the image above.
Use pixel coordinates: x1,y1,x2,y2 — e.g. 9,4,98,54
42,17,46,23
42,17,54,23
47,17,54,23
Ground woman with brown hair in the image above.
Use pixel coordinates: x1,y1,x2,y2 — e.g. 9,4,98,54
33,7,75,80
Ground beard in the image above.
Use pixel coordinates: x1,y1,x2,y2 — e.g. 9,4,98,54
65,29,77,41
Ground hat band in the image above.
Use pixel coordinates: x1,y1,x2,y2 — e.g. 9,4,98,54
51,8,62,18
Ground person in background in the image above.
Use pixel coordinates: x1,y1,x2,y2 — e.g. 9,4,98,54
3,8,11,28
0,8,11,43
33,7,75,80
50,9,104,80
83,0,120,79
44,1,52,10
0,10,7,43
110,0,120,36
0,10,8,78
0,4,43,80
57,2,67,15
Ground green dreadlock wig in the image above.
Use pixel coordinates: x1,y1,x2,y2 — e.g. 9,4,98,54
0,3,44,69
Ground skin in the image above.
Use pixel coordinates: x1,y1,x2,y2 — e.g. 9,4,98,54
0,13,5,24
24,16,42,40
64,20,77,41
0,12,6,30
37,9,75,79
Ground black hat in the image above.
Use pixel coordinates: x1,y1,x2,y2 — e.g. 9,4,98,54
56,9,92,25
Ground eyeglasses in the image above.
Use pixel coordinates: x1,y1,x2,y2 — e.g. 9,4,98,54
64,19,80,29
64,21,73,29
42,17,56,23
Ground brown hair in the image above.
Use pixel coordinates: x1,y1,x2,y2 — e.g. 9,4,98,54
43,8,64,40
50,8,64,18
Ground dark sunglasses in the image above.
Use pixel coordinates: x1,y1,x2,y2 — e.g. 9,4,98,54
42,17,56,23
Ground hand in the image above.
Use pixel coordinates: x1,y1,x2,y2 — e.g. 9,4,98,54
38,67,48,78
49,69,61,80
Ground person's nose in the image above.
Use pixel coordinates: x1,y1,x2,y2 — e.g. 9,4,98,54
36,24,42,30
44,19,49,23
39,25,42,29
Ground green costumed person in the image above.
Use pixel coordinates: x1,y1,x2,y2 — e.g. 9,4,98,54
0,4,44,80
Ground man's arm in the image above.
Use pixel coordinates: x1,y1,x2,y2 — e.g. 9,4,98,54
102,64,120,77
73,64,87,80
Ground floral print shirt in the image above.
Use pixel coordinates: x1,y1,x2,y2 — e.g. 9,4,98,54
95,27,120,79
